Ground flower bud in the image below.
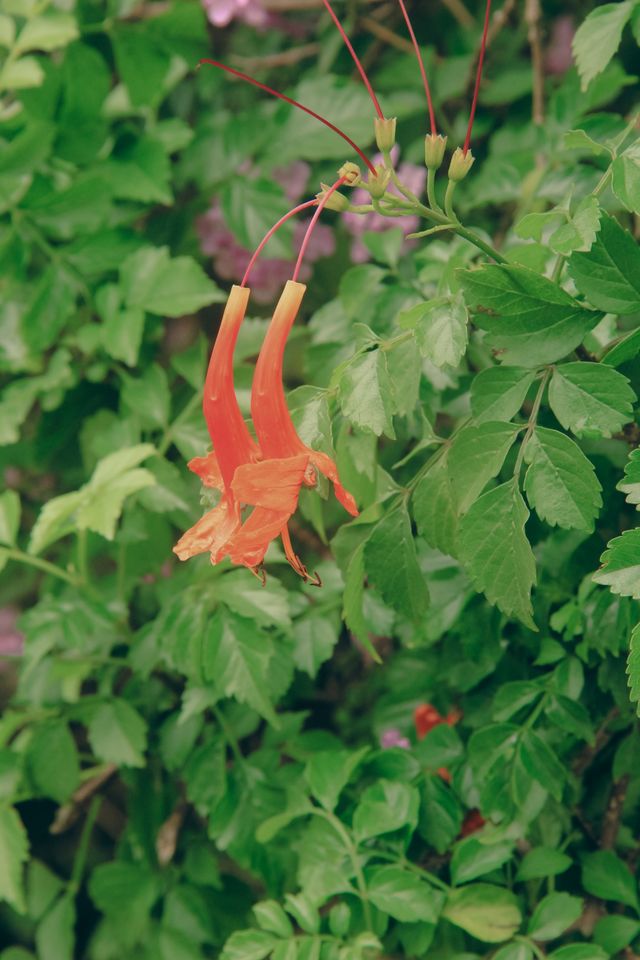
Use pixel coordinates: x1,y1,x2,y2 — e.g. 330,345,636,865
424,133,447,170
316,183,351,212
447,146,475,182
374,116,397,153
338,161,361,186
368,164,391,199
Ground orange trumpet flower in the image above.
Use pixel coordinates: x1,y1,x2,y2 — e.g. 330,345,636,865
225,279,358,578
173,285,260,565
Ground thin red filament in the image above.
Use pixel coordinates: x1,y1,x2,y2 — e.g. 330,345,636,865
463,0,492,155
396,0,437,136
292,176,348,282
319,0,384,120
241,200,317,287
199,59,376,174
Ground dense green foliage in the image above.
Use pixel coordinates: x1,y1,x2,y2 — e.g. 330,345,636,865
2,0,640,957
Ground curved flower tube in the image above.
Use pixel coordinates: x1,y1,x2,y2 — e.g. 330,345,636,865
226,280,358,578
173,285,260,565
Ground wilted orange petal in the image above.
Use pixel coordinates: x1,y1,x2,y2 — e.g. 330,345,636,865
310,450,358,516
188,451,223,490
173,496,239,562
231,455,309,512
226,506,294,568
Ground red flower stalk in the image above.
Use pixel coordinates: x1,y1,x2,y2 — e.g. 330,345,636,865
395,0,437,136
173,285,260,565
198,59,376,175
319,0,384,120
463,0,492,155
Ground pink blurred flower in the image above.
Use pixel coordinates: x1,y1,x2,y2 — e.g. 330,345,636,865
546,16,575,75
344,151,426,263
202,0,269,28
0,608,24,659
273,161,311,203
380,728,411,750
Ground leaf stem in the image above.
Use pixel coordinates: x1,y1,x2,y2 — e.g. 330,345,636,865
313,809,374,930
513,368,550,477
68,795,101,897
3,548,80,586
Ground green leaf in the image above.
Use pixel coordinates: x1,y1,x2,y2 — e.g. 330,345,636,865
493,945,533,960
215,570,291,629
443,883,522,943
546,695,594,744
22,266,76,352
593,528,640,598
364,503,429,621
398,294,468,368
549,362,635,438
618,450,640,512
528,893,583,941
548,197,601,256
549,947,608,960
470,367,536,424
0,490,20,546
412,454,458,557
627,622,640,715
582,850,639,910
451,837,514,885
105,139,172,206
459,263,601,366
1,56,44,89
448,422,520,514
253,901,294,939
221,178,293,259
0,807,28,913
594,915,640,955
88,700,148,768
14,12,77,54
419,774,463,855
517,730,565,801
612,145,640,214
27,722,79,805
111,22,170,106
572,2,633,90
458,480,536,628
203,612,277,724
516,848,572,882
220,930,278,960
367,866,445,923
304,747,368,812
338,350,396,438
121,365,170,430
568,213,640,314
120,247,224,317
0,15,15,48
89,862,158,935
35,896,74,960
602,327,640,367
523,427,602,531
353,781,419,841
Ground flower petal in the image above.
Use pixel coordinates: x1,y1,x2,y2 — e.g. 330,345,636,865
173,495,239,562
231,455,309,511
188,451,223,490
226,506,292,568
310,450,359,516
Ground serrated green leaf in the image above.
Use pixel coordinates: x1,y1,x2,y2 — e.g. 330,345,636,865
459,264,601,366
517,730,564,800
443,883,522,943
398,294,468,368
28,723,79,805
572,2,633,90
602,327,640,367
364,503,429,621
412,454,458,556
220,929,278,960
627,622,640,713
548,197,601,256
568,213,640,314
451,837,514,886
105,139,172,206
470,367,536,423
120,246,224,317
0,807,28,913
448,422,520,514
612,144,640,214
523,427,602,531
88,700,148,768
593,528,640,598
221,178,293,259
353,781,419,841
338,349,396,438
458,479,536,627
35,895,74,960
516,848,572,882
594,915,640,955
549,362,635,438
203,612,277,724
305,747,369,812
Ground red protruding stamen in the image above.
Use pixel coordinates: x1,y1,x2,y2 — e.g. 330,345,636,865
292,176,347,282
395,0,437,136
199,60,376,175
463,0,492,155
319,0,384,120
241,200,317,287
